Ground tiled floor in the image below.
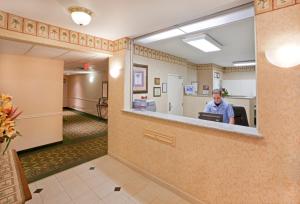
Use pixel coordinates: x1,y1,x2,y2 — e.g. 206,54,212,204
27,155,191,204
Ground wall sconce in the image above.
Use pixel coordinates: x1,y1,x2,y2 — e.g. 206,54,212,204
265,43,300,69
110,63,121,78
89,74,95,83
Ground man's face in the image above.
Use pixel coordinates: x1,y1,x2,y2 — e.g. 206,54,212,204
213,93,222,105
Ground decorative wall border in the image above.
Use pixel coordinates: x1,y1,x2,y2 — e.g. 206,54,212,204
0,10,130,53
134,44,187,66
134,44,256,72
255,0,300,15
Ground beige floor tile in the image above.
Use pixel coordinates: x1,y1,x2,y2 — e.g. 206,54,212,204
63,180,90,199
132,182,160,204
92,180,118,199
72,191,104,204
102,191,136,204
42,192,72,204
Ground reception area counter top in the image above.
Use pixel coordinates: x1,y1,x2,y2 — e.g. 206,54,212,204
124,109,261,138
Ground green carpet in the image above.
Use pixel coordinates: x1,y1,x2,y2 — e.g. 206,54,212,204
18,109,108,183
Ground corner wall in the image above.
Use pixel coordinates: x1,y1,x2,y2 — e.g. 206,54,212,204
0,54,64,151
108,5,300,204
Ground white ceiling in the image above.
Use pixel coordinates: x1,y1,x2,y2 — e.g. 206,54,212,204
137,18,255,67
0,38,108,71
1,0,252,40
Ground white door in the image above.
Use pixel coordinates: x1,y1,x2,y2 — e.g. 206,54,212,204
168,75,184,115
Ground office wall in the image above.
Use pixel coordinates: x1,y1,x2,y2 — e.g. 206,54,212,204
66,68,108,116
0,54,63,151
133,55,195,113
108,4,300,204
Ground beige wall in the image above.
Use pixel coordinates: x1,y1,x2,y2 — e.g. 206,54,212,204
66,67,108,116
133,55,195,113
0,54,63,151
108,5,300,204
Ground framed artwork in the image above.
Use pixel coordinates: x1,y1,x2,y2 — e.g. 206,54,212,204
154,78,160,85
0,11,8,29
60,29,70,42
37,23,49,38
162,83,167,93
133,64,148,94
49,26,59,40
8,14,23,32
255,0,273,14
274,0,295,9
153,87,161,97
23,19,36,35
102,81,108,98
70,31,78,44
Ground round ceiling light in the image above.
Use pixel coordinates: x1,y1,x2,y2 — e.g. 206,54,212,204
68,6,93,26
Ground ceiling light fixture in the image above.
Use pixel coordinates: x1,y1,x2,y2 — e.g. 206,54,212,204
182,34,222,52
136,29,185,44
179,6,254,33
134,4,254,44
233,60,256,67
68,6,93,26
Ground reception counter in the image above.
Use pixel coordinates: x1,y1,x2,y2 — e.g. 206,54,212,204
183,95,256,127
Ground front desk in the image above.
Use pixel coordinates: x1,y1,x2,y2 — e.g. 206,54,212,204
183,95,256,127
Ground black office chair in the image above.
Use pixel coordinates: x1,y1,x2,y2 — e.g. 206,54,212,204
232,106,249,127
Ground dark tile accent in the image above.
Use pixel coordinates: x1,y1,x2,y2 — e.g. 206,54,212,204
114,187,121,192
33,188,43,193
89,167,95,170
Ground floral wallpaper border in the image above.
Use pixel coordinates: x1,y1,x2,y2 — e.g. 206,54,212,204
0,10,130,52
255,0,300,15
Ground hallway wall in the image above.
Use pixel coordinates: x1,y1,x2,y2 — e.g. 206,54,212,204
0,54,63,151
65,65,108,116
108,5,300,204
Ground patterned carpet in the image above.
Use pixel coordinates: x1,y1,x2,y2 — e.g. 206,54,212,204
18,109,108,183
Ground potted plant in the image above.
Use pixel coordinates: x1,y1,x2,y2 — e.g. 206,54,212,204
0,94,22,155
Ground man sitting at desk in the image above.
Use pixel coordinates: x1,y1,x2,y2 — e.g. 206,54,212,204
204,89,235,124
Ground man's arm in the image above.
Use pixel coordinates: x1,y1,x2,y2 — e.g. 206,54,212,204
228,105,235,124
229,117,235,124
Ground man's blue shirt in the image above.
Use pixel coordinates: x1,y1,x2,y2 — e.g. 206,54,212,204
204,100,234,123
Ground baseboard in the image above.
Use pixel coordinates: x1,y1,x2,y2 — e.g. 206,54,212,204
108,152,206,204
64,107,107,123
17,140,63,154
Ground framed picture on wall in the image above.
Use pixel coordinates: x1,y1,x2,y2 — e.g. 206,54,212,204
133,64,148,94
162,83,167,93
153,87,161,97
154,78,160,85
102,81,108,98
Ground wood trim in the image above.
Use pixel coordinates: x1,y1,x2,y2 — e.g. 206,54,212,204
12,150,32,201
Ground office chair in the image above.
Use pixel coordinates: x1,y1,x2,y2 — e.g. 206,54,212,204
232,106,249,127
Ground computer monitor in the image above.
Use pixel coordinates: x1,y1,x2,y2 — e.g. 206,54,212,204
199,112,223,123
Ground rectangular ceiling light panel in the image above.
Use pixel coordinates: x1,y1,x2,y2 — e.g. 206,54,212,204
136,29,185,44
183,34,222,52
179,6,254,33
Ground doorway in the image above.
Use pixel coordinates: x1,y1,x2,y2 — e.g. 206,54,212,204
167,74,184,115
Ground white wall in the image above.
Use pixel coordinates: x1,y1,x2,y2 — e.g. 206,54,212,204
133,55,196,113
0,54,64,151
222,71,256,97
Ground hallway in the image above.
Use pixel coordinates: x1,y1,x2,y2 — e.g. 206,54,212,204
18,109,108,183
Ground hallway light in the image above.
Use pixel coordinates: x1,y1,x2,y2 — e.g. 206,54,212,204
69,6,93,26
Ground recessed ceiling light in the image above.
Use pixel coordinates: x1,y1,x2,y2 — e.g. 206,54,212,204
182,34,222,52
233,60,256,67
68,6,93,26
135,29,185,44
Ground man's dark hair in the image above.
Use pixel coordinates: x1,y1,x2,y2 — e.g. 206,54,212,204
212,89,222,96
